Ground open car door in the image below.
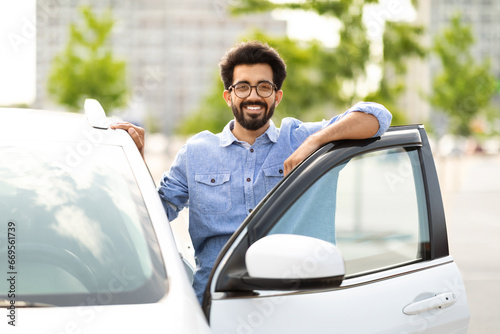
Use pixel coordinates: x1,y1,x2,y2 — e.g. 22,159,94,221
204,125,470,334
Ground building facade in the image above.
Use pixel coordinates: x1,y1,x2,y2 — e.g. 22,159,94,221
430,0,500,78
395,0,500,126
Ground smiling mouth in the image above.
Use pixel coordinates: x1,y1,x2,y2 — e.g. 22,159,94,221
244,105,263,112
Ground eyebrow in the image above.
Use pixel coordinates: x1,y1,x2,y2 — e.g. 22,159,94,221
233,80,250,85
233,80,273,85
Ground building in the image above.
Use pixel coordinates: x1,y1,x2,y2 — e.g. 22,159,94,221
400,0,500,126
35,0,286,134
430,0,500,121
430,0,500,78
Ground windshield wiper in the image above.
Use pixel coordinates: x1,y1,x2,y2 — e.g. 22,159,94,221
0,298,56,308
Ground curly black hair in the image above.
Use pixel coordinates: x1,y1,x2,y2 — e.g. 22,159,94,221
219,41,287,90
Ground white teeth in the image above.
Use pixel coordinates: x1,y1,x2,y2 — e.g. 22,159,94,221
246,106,261,110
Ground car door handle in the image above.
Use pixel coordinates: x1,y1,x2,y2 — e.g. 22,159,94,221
403,292,457,315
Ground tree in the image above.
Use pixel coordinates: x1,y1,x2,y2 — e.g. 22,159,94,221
177,76,231,134
47,6,127,112
178,0,426,134
430,13,496,136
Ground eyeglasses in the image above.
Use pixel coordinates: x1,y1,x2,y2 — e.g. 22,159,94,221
229,81,277,98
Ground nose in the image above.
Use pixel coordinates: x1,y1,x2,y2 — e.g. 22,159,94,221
247,86,261,99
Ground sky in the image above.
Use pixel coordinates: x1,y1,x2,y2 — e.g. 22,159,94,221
0,0,414,106
0,1,36,106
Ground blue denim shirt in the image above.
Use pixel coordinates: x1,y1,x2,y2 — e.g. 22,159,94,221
158,102,392,302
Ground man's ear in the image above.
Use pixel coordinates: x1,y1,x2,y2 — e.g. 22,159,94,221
223,90,232,106
275,90,283,107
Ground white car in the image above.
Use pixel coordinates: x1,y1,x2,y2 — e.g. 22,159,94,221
0,102,470,333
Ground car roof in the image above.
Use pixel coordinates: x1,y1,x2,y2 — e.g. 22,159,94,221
0,107,123,144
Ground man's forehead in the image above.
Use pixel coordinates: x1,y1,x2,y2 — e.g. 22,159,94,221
233,63,273,83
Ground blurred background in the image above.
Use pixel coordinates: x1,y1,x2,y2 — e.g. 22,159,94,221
1,1,499,333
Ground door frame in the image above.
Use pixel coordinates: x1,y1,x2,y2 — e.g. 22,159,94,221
203,125,449,318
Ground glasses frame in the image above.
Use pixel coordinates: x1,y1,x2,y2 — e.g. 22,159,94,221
229,81,278,99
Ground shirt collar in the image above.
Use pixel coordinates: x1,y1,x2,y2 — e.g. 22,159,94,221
219,120,279,147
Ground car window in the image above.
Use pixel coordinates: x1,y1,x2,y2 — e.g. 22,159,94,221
268,147,429,276
0,143,166,306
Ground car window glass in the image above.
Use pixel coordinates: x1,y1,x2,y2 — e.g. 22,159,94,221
0,143,166,306
269,147,429,276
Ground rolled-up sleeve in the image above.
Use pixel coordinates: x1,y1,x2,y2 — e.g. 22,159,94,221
345,101,392,137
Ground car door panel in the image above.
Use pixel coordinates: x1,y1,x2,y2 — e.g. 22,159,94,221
209,258,468,334
206,125,470,333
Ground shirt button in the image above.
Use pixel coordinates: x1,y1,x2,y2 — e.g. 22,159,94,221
250,148,254,153
246,178,251,182
279,169,283,174
211,179,215,183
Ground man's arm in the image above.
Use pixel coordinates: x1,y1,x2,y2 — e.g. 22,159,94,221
158,145,190,221
111,121,189,221
110,122,146,159
283,111,380,176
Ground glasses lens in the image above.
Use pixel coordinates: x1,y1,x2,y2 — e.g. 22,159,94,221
232,82,275,98
257,82,273,97
234,83,251,98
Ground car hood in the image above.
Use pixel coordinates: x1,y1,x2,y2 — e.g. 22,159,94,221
2,297,212,333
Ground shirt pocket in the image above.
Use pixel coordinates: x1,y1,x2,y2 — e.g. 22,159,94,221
263,164,284,193
195,173,232,214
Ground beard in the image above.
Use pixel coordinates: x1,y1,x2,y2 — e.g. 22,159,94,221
232,100,275,131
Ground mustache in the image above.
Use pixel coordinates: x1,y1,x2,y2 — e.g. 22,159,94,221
240,101,267,108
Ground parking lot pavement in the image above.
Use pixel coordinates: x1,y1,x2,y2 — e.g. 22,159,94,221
436,154,500,334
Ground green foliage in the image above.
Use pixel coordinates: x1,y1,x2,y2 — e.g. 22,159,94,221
179,0,426,134
47,6,127,112
231,0,378,17
177,77,231,135
1,103,30,108
383,22,426,73
430,14,496,136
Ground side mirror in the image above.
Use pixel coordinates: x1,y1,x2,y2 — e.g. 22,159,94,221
242,234,345,290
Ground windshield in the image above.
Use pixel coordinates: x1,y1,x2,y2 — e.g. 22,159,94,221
0,142,166,306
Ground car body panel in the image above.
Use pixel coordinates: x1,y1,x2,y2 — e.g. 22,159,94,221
206,125,470,333
0,108,211,333
209,259,469,334
5,288,210,333
0,109,468,333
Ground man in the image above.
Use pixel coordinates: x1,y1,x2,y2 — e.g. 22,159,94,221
111,41,392,303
